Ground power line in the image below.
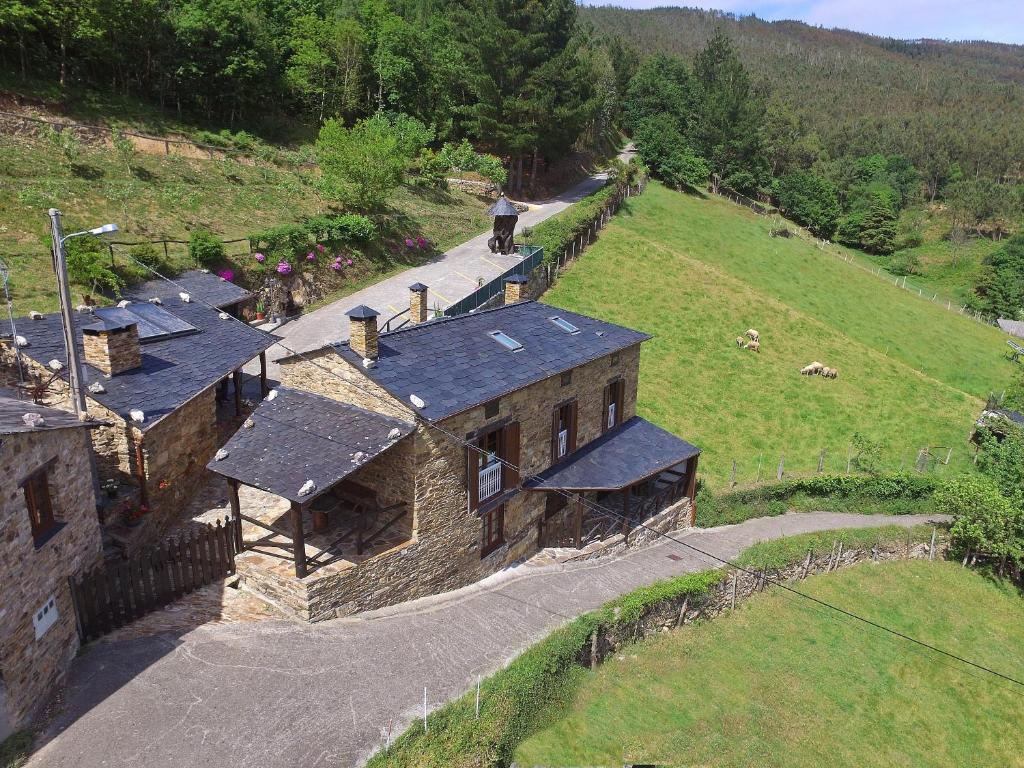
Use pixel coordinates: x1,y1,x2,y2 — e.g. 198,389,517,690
110,248,1024,694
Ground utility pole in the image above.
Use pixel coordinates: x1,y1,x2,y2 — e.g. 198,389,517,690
49,208,88,418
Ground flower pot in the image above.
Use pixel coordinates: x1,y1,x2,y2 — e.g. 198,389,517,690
255,312,266,321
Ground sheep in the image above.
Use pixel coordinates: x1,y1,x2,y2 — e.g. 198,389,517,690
745,340,760,353
745,328,760,342
735,336,746,347
826,367,839,379
801,361,824,375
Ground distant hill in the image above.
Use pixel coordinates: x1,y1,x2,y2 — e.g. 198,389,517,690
580,6,1024,182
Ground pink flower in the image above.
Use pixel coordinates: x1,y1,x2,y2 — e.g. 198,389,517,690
330,261,343,271
316,244,326,252
254,252,266,263
276,261,292,275
405,238,415,248
416,236,428,248
217,268,234,282
346,258,353,266
306,251,316,261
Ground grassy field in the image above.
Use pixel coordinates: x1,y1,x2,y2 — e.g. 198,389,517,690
0,133,492,312
543,183,1014,486
516,559,1024,767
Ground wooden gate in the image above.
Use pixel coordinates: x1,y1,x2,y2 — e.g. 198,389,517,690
70,516,240,641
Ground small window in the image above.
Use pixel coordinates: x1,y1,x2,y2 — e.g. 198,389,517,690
23,467,58,546
549,316,579,334
489,330,523,351
561,370,572,387
484,399,500,418
481,504,505,556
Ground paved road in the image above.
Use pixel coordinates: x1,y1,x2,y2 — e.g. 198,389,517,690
257,148,635,375
30,512,943,768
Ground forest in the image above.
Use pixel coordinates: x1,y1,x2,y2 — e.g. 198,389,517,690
2,0,1023,317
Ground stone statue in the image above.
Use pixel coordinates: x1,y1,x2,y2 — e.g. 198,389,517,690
487,195,519,255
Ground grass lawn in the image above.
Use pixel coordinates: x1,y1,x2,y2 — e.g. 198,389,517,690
543,183,1014,486
0,134,492,313
516,560,1024,767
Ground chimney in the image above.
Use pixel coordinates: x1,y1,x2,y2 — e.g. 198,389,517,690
82,320,141,376
409,283,429,325
504,274,529,305
346,305,380,360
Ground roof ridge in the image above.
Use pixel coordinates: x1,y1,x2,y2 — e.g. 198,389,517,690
378,300,539,340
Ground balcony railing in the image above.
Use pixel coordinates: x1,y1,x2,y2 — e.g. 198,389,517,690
479,461,502,501
558,429,568,458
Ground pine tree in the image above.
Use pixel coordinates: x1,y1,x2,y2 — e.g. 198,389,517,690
859,193,898,254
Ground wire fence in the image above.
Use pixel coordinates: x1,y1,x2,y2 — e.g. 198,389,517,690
713,186,998,328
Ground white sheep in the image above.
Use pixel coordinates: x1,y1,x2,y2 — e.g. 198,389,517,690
745,328,760,342
745,340,760,353
827,367,839,379
735,336,745,347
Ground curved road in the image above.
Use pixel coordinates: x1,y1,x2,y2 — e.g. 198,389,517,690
30,511,944,768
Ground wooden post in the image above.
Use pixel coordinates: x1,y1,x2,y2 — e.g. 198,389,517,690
259,352,269,398
817,449,825,473
776,454,785,481
573,495,583,548
232,369,243,416
929,527,936,561
730,460,737,487
291,501,307,578
676,596,689,628
590,629,598,668
227,478,243,552
621,486,631,543
730,573,738,609
802,549,812,578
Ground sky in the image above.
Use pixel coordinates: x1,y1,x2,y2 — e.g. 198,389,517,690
578,0,1024,45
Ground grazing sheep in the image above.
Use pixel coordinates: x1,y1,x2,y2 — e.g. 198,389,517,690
745,340,760,352
800,364,816,375
735,336,746,347
820,367,833,378
827,367,839,379
745,328,760,342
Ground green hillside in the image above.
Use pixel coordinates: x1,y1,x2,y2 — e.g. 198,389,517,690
544,183,1013,485
517,559,1024,766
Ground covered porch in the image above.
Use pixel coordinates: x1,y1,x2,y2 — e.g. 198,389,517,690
207,387,415,579
524,416,700,549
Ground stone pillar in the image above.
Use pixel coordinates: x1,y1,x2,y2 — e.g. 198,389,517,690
409,283,428,325
82,323,141,376
504,274,529,305
346,305,380,361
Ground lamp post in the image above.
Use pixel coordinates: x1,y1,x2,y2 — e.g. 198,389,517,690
48,209,118,418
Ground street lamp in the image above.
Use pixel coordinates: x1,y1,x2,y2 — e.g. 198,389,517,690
48,208,119,418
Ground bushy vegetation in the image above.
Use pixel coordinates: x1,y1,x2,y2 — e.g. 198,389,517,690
0,731,31,768
187,229,225,270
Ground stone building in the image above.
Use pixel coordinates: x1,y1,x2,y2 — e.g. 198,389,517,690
0,392,103,738
212,282,699,621
0,272,274,546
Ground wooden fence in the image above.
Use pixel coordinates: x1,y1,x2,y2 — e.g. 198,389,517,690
70,516,241,641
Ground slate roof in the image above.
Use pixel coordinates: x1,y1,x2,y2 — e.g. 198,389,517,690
998,318,1024,339
207,387,414,503
0,389,102,435
122,270,252,308
9,297,275,432
330,301,651,422
487,196,520,217
523,416,700,492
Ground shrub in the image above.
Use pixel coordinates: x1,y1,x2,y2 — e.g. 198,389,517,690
851,432,884,475
188,229,226,269
65,236,123,294
937,475,1023,568
248,214,376,271
889,250,922,276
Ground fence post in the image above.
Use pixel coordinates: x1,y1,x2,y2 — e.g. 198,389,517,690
817,449,825,473
756,454,762,483
776,454,784,481
730,572,737,609
944,447,952,465
730,460,737,487
929,527,936,561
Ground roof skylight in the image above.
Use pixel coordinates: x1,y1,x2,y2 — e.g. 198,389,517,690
489,330,523,351
549,316,580,334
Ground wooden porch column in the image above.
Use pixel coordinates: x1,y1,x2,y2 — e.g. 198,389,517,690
259,351,269,398
621,486,631,543
227,478,243,552
573,494,583,548
686,455,699,526
232,369,243,416
291,501,307,578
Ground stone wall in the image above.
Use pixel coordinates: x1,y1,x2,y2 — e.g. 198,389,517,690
0,428,102,730
257,343,653,621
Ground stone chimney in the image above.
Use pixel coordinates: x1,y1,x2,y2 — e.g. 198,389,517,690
82,321,142,376
409,283,429,325
504,274,529,305
346,305,380,360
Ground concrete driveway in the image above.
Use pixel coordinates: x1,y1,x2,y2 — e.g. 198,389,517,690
29,511,943,768
258,149,636,375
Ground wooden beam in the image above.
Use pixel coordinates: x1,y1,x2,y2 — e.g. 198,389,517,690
259,352,269,398
686,456,699,526
574,494,583,549
291,501,307,578
227,478,243,552
232,369,243,416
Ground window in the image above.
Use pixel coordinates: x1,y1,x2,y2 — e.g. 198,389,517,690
552,400,577,461
484,399,500,419
489,330,523,351
481,504,504,556
467,422,520,511
549,316,580,334
22,466,58,546
560,370,572,387
603,379,625,433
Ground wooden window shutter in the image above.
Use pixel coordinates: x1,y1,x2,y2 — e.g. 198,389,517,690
601,384,611,433
503,421,520,488
467,443,480,512
568,400,578,452
614,380,625,425
551,408,560,463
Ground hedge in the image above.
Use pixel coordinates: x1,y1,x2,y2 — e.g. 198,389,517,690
246,213,376,271
366,524,940,767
